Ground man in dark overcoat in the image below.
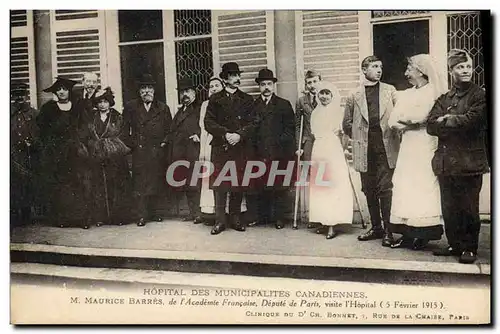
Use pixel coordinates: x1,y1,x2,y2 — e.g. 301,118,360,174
168,77,202,223
10,82,39,226
427,49,489,264
123,74,172,227
204,62,256,235
247,69,295,230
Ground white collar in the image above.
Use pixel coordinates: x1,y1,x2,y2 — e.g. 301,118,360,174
225,87,237,94
261,94,273,103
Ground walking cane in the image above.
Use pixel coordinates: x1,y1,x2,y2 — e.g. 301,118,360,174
344,138,367,229
293,114,304,230
102,164,111,219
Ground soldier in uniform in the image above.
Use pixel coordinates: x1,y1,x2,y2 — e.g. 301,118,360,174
427,49,489,264
10,82,39,226
122,74,173,227
204,62,255,235
294,70,322,228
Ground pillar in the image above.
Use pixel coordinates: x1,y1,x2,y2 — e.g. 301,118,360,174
33,10,53,107
273,10,298,106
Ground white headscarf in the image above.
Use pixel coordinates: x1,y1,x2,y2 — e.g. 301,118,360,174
316,81,341,106
408,54,448,100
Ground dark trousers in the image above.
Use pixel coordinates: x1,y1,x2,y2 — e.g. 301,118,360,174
214,190,243,226
249,189,288,223
183,189,201,218
438,175,483,253
360,148,394,229
137,194,163,220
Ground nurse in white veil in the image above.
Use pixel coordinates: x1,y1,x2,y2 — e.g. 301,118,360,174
388,54,448,250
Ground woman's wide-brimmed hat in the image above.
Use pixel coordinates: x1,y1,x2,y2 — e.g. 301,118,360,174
92,87,115,107
255,68,278,83
219,62,243,79
43,76,78,93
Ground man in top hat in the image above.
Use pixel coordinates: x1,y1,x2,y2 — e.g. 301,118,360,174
10,82,39,226
122,73,173,227
247,68,295,230
168,77,203,223
342,55,399,247
204,62,256,235
427,49,489,264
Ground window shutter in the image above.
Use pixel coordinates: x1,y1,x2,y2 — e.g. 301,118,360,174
213,10,275,97
297,10,361,105
11,10,37,108
50,10,107,90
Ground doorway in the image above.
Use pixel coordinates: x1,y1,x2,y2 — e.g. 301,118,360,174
118,10,166,104
373,20,429,90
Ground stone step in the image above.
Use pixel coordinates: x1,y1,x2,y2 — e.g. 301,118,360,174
11,243,490,287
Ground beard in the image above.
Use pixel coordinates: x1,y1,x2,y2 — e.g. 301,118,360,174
141,94,154,103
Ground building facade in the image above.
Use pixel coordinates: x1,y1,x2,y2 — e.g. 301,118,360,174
10,9,490,218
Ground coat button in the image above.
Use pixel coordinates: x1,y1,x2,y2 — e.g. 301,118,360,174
139,145,143,148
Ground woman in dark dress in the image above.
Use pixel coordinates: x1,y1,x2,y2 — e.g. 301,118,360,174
86,87,132,226
37,77,91,228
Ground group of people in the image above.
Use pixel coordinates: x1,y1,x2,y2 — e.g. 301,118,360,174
11,48,488,264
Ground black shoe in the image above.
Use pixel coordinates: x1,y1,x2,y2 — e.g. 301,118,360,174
382,232,394,247
390,236,413,249
150,216,163,222
432,246,461,256
275,220,285,229
412,238,429,250
232,222,246,232
248,220,263,227
358,228,384,241
326,227,337,240
211,222,226,235
82,225,90,230
459,251,477,264
315,225,327,234
307,222,320,229
96,222,104,227
137,218,146,227
182,216,194,222
193,216,204,224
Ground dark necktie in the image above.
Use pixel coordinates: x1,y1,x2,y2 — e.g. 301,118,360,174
85,92,89,100
312,95,318,109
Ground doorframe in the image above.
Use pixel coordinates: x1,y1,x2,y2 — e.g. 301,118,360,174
357,11,451,81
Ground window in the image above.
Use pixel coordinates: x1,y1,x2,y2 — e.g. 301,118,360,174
118,10,163,42
174,10,213,102
447,11,485,88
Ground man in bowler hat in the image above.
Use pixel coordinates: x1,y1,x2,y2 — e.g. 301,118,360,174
204,62,256,235
122,74,173,227
427,49,489,264
247,68,295,229
168,77,203,223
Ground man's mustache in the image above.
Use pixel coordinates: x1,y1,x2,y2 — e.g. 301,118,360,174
234,80,241,84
